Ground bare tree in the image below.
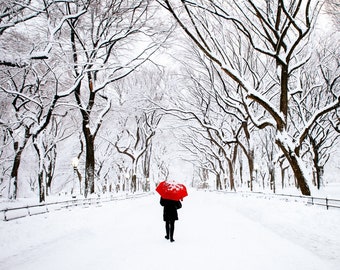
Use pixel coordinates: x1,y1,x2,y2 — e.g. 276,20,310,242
33,115,73,197
287,32,340,189
0,62,78,201
0,0,85,201
115,111,161,192
60,0,168,197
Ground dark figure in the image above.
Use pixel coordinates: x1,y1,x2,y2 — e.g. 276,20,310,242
160,197,182,242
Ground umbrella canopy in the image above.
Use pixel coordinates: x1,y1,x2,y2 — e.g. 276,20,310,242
156,180,188,201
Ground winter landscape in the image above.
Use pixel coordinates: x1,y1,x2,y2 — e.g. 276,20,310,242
0,0,339,269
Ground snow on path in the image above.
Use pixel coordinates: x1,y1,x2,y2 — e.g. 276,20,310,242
0,191,338,270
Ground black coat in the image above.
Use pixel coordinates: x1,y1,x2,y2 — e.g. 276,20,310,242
160,197,182,221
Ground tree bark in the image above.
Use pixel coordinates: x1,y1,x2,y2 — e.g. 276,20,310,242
8,126,31,199
269,165,275,193
38,170,45,202
276,139,311,196
227,159,235,191
8,145,23,200
216,173,222,190
84,130,95,197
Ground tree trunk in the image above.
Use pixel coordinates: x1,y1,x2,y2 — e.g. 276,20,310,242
277,61,311,196
33,135,46,202
248,152,254,192
46,147,56,196
8,142,26,199
239,157,243,186
216,173,222,190
130,159,138,193
276,139,311,196
131,174,137,193
84,131,95,198
279,65,289,128
316,166,324,190
8,125,32,199
311,141,322,189
46,161,53,196
227,159,235,191
269,165,275,194
143,144,152,179
8,150,21,199
38,170,45,202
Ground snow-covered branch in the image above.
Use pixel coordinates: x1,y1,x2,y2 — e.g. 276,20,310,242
298,97,340,145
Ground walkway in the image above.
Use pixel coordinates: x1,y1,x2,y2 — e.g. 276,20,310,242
0,191,338,270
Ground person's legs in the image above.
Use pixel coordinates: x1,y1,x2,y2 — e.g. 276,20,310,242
165,221,170,239
169,220,175,242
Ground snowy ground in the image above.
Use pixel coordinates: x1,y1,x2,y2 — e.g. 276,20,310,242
0,191,339,270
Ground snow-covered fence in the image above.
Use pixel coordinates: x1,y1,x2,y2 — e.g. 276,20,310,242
0,192,152,222
306,196,340,210
217,191,340,210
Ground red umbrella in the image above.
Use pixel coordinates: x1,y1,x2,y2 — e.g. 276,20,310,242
156,180,188,201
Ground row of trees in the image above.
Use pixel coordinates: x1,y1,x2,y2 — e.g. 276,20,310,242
157,0,339,195
0,0,339,202
0,0,173,202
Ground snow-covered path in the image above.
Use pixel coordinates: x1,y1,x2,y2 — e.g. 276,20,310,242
0,191,339,270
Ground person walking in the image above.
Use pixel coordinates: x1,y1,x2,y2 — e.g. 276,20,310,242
160,197,182,242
